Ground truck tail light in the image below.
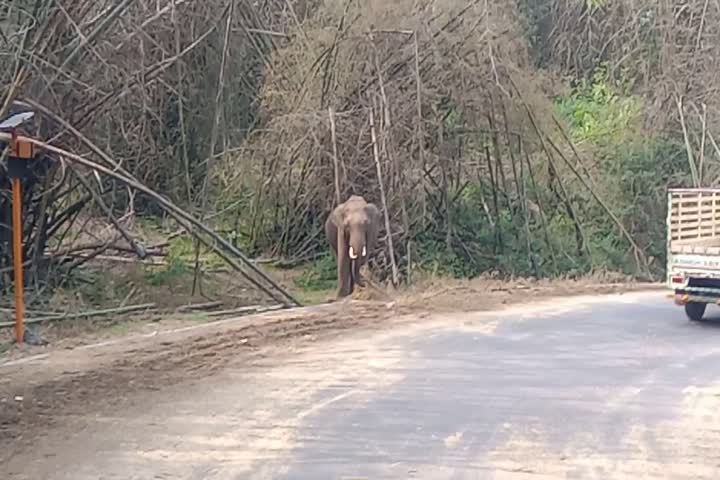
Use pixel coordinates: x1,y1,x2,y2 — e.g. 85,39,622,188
671,275,685,284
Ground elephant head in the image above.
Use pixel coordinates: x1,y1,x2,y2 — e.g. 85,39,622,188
325,195,381,298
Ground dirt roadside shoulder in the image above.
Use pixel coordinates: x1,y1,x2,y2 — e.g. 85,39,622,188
0,280,663,461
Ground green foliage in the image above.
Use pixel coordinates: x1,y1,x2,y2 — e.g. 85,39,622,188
442,102,462,131
414,182,554,279
294,254,337,291
142,236,224,286
167,235,196,260
595,139,687,273
144,255,190,286
554,65,689,277
402,62,681,282
416,241,483,279
554,64,643,146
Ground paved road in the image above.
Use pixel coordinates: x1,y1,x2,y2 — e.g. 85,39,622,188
7,291,720,479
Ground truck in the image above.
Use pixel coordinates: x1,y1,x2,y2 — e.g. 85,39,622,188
667,188,720,321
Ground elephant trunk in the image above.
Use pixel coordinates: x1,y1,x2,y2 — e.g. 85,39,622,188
348,229,367,288
350,257,363,287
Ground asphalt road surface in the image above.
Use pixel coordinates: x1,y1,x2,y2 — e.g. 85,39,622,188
6,291,720,479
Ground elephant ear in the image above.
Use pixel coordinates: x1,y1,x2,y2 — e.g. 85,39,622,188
332,202,347,227
365,202,381,252
366,202,381,224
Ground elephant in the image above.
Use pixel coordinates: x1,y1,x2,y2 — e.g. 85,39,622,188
325,195,381,298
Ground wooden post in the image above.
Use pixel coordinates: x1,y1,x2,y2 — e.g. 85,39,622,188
7,133,34,344
11,169,24,345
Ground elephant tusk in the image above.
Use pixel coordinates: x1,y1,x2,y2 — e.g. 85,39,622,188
362,246,367,257
349,246,358,259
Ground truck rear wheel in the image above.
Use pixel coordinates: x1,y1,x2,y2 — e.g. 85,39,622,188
685,302,707,322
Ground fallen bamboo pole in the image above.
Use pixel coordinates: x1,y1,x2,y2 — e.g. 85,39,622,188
0,303,157,329
206,304,283,317
0,129,301,308
176,301,224,312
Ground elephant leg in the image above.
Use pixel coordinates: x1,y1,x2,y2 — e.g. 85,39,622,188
337,256,352,298
336,228,352,298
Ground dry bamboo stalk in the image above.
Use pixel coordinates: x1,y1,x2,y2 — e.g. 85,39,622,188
328,106,342,205
171,0,194,203
500,100,534,274
368,101,399,286
676,95,700,187
51,0,137,86
413,31,427,227
485,144,501,250
521,139,557,272
114,0,191,50
71,167,146,259
508,76,589,259
120,285,138,308
193,0,235,295
407,239,412,284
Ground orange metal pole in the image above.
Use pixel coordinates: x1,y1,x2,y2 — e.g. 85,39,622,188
11,176,24,344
